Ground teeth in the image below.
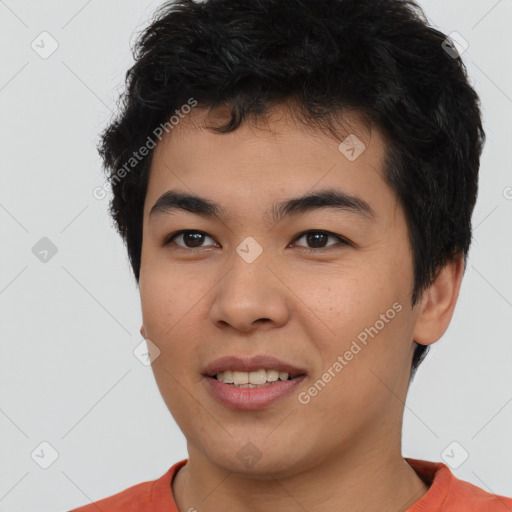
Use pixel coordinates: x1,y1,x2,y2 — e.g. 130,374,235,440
266,369,279,382
231,383,271,388
216,369,292,384
233,371,249,385
221,370,234,383
248,369,266,385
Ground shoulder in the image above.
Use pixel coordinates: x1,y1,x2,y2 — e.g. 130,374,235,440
406,458,512,511
446,470,512,511
68,459,187,512
68,479,154,512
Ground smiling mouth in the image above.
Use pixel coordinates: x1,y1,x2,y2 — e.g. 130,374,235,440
211,369,305,388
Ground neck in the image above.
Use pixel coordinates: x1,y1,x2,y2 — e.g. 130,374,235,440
172,433,429,512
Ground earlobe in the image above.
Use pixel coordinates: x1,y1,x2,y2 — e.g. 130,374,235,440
412,254,465,346
140,325,147,338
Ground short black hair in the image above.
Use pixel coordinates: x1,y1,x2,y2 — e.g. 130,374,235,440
98,0,485,379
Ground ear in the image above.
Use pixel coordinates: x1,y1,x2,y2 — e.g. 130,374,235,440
412,253,465,346
140,325,147,339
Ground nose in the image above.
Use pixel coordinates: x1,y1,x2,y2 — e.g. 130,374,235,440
209,247,291,333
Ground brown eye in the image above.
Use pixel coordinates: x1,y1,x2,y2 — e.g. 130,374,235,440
292,230,351,252
304,232,329,248
163,230,216,249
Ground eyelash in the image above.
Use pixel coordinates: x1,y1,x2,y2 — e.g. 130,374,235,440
162,229,352,253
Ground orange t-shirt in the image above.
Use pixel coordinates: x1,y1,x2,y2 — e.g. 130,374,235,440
69,458,512,511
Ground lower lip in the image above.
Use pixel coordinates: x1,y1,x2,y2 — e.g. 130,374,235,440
203,375,306,410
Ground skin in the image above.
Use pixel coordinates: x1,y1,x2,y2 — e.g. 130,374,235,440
138,103,464,512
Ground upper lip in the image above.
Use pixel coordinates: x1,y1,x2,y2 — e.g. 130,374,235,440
202,355,307,377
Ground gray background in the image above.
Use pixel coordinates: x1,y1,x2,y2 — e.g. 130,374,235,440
0,1,511,510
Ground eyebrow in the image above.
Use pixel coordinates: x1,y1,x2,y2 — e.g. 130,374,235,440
149,188,376,224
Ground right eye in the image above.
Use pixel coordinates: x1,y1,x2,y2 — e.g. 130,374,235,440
162,230,218,250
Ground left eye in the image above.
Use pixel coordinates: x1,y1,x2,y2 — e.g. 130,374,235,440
291,230,351,251
163,230,351,251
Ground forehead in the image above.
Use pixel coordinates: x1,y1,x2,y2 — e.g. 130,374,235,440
143,103,395,223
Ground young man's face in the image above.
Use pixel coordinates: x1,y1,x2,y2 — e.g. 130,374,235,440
139,104,424,475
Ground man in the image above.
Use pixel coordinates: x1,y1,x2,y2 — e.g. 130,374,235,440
71,0,512,510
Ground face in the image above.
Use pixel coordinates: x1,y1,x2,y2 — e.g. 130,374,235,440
139,104,422,477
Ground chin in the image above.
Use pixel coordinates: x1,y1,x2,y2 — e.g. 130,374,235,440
203,441,307,479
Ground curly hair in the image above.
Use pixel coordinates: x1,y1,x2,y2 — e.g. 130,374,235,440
98,0,485,379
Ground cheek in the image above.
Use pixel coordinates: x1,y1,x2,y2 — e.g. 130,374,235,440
139,261,199,338
140,278,176,336
300,309,412,442
308,262,404,344
139,265,207,374
307,259,412,393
